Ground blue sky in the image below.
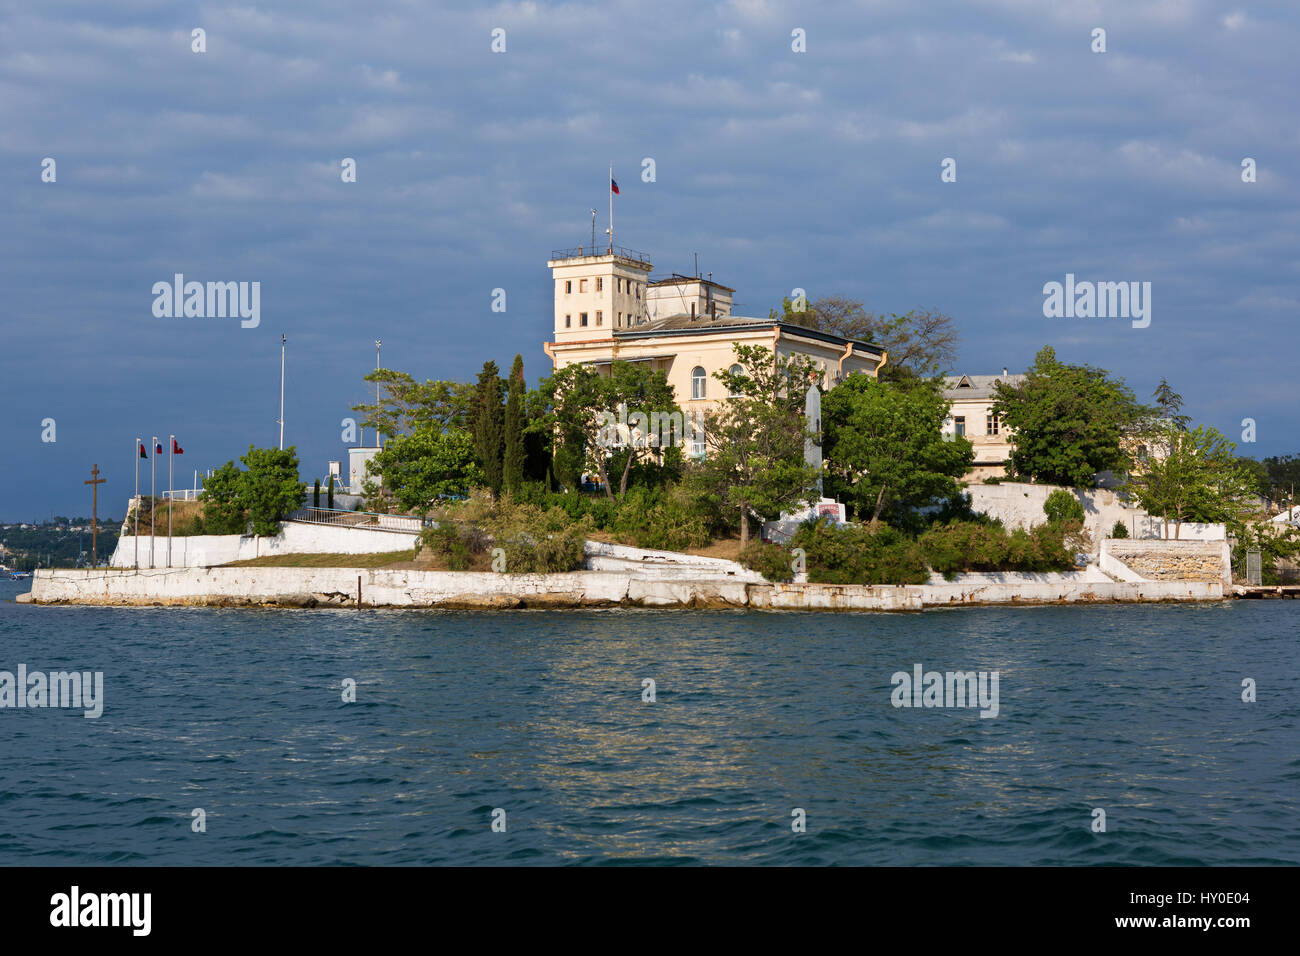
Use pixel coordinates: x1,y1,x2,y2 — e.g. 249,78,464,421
2,0,1296,520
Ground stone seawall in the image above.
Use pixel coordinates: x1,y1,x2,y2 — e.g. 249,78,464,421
27,567,1224,611
1101,538,1232,584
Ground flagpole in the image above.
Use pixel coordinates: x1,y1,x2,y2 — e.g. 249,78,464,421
134,438,140,571
168,435,174,568
608,163,614,252
150,436,156,568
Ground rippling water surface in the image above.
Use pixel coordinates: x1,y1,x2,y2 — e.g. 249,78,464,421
1,579,1296,865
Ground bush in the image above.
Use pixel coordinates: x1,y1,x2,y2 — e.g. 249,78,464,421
790,521,930,585
1043,489,1085,527
1111,520,1129,539
738,540,795,582
918,520,1072,579
423,491,589,574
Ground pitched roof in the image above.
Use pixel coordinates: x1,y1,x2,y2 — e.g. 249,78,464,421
942,373,1025,399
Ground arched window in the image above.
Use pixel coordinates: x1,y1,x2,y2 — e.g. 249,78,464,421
691,366,707,400
728,364,743,398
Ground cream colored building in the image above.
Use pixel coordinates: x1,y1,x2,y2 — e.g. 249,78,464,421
941,371,1025,482
542,245,887,455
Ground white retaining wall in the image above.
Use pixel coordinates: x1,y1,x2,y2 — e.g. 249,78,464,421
110,521,419,568
30,567,1223,610
967,483,1224,545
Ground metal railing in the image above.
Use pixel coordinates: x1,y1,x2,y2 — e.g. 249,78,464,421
162,489,202,501
286,507,428,534
550,243,652,265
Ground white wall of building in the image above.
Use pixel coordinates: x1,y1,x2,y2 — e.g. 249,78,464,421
110,520,419,568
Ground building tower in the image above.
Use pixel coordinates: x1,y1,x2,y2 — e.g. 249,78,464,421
548,244,654,344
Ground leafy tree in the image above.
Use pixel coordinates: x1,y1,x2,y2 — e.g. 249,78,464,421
690,344,822,545
240,446,306,537
198,461,248,534
353,370,474,437
1237,457,1273,500
1111,520,1129,539
539,360,681,499
821,374,973,526
364,429,483,513
993,346,1143,487
472,361,506,494
1263,453,1300,499
1152,378,1191,430
1123,424,1258,538
503,354,526,494
777,295,960,378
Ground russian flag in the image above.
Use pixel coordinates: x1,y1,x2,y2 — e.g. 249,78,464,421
155,442,164,455
611,177,619,195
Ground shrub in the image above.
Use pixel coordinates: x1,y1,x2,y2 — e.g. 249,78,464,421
1111,520,1129,539
424,491,589,574
738,540,795,582
1043,489,1085,527
790,521,929,585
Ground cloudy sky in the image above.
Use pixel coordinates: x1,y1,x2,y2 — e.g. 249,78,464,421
2,0,1296,519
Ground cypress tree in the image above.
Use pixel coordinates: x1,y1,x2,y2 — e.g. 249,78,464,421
503,354,525,494
327,474,335,509
473,360,505,494
313,478,321,508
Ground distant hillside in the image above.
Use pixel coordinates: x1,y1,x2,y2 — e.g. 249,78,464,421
0,518,120,570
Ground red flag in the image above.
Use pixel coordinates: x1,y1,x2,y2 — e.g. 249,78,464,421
173,438,184,455
139,442,147,459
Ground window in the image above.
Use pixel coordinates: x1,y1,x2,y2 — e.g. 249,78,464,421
954,416,966,437
580,312,588,327
692,366,707,400
579,279,587,292
618,278,624,293
595,310,602,326
690,439,706,460
565,314,571,328
565,280,572,294
728,364,743,398
596,277,603,292
1137,444,1149,462
986,413,999,435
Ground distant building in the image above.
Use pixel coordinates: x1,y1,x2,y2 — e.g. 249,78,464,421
942,371,1025,483
543,245,886,456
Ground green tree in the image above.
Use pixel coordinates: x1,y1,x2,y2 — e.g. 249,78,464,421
313,478,321,508
691,344,822,545
993,346,1143,487
1123,424,1258,538
1263,453,1300,500
822,374,973,526
538,360,681,499
327,473,335,509
472,361,506,494
503,354,526,494
1152,377,1191,430
364,429,484,513
198,461,248,534
240,445,306,537
353,370,474,437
